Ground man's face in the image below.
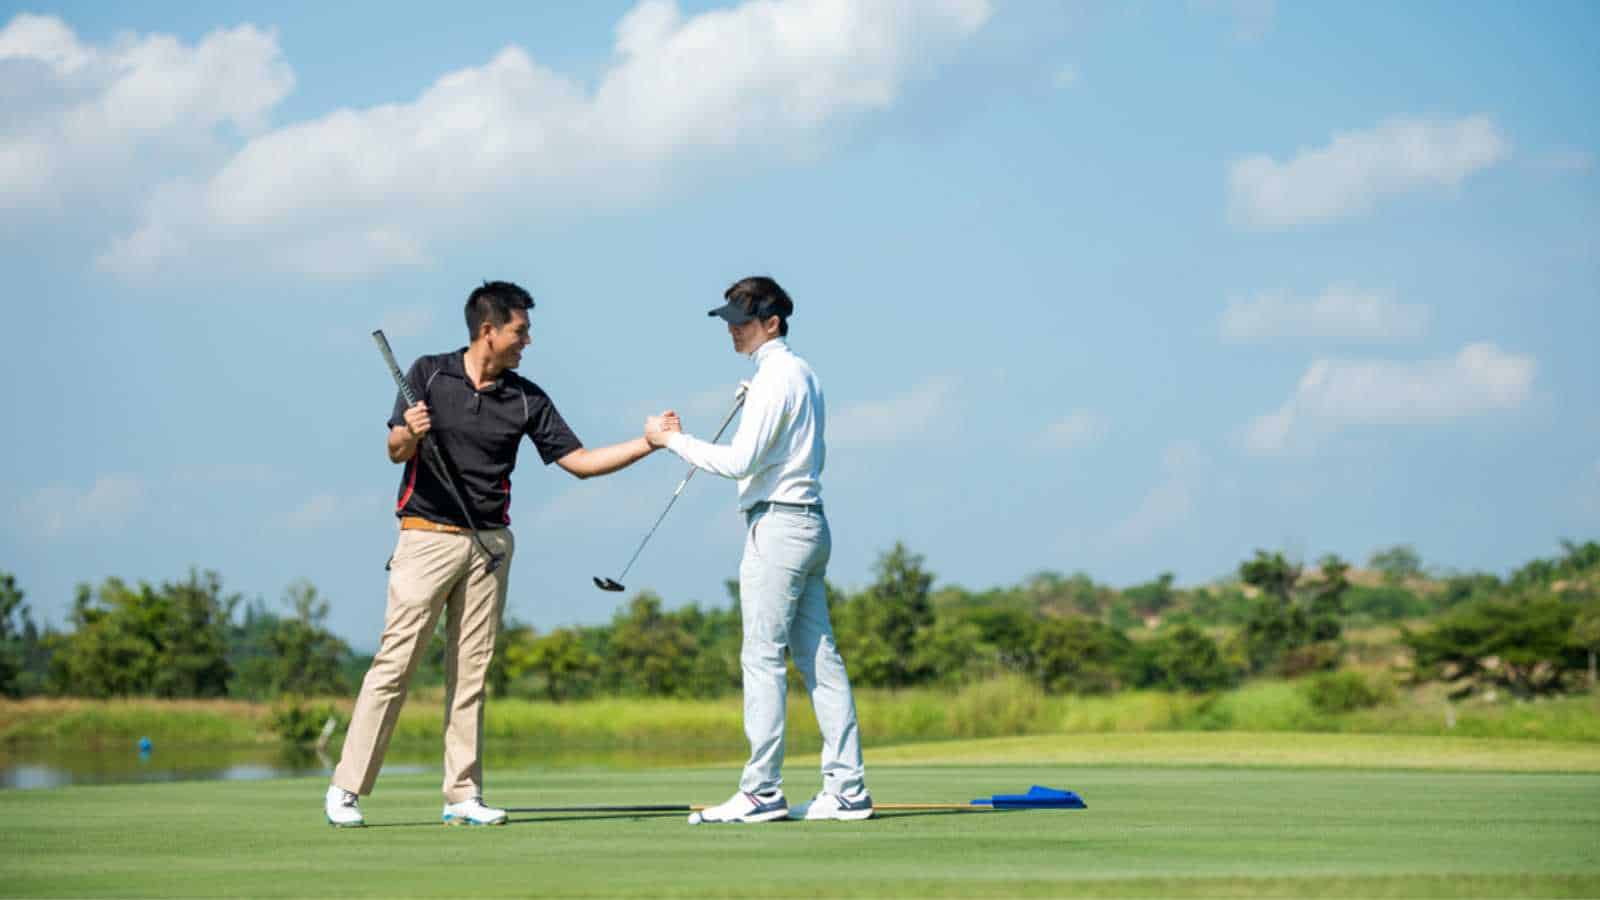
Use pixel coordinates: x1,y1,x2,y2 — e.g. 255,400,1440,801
728,316,777,354
487,309,531,369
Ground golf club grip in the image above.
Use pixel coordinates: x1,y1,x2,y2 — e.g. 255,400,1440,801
372,329,456,487
373,331,421,407
371,330,500,566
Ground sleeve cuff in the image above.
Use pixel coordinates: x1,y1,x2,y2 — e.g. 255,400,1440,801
666,432,689,454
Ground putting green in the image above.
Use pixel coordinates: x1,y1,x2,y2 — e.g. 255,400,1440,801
2,736,1597,897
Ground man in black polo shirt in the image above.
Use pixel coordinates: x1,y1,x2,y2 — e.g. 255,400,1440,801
325,280,674,828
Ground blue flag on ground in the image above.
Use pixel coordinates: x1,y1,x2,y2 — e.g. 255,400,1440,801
975,785,1086,809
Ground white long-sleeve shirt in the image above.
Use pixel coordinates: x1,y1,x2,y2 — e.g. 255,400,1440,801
666,338,824,512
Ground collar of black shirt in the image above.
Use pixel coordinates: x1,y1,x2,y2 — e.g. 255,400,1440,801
447,348,505,393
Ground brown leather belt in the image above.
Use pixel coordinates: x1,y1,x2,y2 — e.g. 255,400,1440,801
399,516,469,534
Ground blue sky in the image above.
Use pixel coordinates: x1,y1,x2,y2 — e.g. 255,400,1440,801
2,0,1596,648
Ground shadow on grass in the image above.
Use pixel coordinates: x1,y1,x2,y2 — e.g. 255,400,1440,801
508,811,686,825
873,809,1002,820
361,809,1017,828
361,811,687,828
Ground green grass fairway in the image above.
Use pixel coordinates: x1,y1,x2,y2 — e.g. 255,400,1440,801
869,731,1600,772
3,737,1598,897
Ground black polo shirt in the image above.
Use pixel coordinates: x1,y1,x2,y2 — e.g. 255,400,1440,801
388,349,582,529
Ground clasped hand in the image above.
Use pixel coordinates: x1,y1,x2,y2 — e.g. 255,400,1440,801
644,410,681,448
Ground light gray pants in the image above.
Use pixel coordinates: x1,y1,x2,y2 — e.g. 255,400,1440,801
737,504,866,797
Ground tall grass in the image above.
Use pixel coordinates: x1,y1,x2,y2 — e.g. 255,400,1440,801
6,678,1597,748
0,698,266,746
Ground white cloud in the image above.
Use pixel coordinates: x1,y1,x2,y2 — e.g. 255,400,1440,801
1530,148,1593,174
1105,440,1206,548
1244,342,1535,453
1039,409,1105,450
175,462,283,484
686,383,751,422
1107,480,1192,549
96,0,992,278
15,474,144,537
621,383,748,440
1228,116,1510,228
1220,285,1429,342
1051,63,1078,89
1192,0,1276,43
530,467,693,536
829,375,958,446
378,306,436,341
274,492,387,531
0,13,93,73
0,14,293,210
281,494,342,530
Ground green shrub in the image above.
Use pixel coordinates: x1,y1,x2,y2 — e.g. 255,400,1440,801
1168,681,1321,732
1135,625,1237,692
1032,616,1134,694
1345,585,1430,621
268,698,345,744
1301,671,1391,715
1278,641,1343,677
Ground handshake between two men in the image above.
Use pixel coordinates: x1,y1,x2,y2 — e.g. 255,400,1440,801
643,411,682,450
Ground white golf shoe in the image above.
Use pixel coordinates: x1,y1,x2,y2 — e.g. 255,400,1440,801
442,796,507,826
788,791,874,821
325,785,365,828
690,789,788,824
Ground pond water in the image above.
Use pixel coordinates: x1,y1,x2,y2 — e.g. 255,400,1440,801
1,742,742,790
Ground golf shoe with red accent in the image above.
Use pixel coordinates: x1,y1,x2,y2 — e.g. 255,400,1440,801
693,789,788,823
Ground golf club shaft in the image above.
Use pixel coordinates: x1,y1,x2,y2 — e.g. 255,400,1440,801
874,803,1003,811
612,386,748,583
505,800,1011,810
372,330,503,570
509,805,693,813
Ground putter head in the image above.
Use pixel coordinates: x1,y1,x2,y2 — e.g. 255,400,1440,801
593,576,625,592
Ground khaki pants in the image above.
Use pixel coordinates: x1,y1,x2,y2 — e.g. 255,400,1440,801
333,527,514,802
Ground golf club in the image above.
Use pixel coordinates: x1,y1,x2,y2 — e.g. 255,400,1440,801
683,785,1084,823
373,329,506,574
593,382,749,592
506,785,1085,819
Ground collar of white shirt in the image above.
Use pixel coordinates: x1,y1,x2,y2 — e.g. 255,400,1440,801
749,337,788,364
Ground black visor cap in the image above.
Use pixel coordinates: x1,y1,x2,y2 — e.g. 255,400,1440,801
707,299,758,325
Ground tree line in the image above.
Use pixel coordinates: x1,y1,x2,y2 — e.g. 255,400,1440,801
3,540,1598,703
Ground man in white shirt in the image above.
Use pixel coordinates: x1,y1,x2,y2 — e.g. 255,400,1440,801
646,276,871,823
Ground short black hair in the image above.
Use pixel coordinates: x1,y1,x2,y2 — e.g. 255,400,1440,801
725,276,793,337
465,281,535,339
